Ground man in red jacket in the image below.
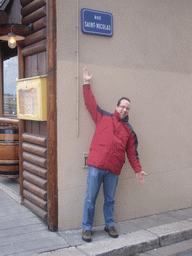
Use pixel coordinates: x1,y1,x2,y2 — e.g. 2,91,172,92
82,67,147,242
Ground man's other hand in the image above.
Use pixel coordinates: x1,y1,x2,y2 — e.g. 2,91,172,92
136,171,148,185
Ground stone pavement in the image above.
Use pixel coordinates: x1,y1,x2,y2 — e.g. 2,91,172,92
0,183,192,256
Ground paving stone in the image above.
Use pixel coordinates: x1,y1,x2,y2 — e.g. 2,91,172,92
115,220,143,234
147,220,192,246
0,229,67,246
0,205,31,217
0,216,43,230
0,223,47,238
40,247,86,256
5,251,40,256
167,209,192,220
58,229,86,246
182,208,192,215
59,226,111,246
0,211,37,224
0,237,69,255
151,212,182,225
129,213,180,230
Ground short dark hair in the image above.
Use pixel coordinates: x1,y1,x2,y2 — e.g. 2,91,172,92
117,97,131,106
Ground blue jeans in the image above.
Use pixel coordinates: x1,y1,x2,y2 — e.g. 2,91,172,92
82,165,119,230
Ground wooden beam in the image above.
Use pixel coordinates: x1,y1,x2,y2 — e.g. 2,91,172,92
22,6,46,25
23,198,47,221
21,39,46,57
22,132,47,146
23,170,47,189
23,152,47,168
23,161,47,178
21,0,46,17
46,0,58,232
20,0,33,7
23,189,47,210
18,46,25,79
0,43,3,116
18,46,25,197
0,117,19,125
23,179,47,200
0,24,32,37
33,17,46,32
22,142,47,157
0,10,8,25
24,28,46,46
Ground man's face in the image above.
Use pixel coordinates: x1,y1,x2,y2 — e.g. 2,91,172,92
116,99,130,120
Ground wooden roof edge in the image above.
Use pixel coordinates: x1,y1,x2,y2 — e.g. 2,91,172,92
0,0,11,11
0,23,32,36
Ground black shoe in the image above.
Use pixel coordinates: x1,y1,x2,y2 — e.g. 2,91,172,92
82,230,92,242
104,226,119,238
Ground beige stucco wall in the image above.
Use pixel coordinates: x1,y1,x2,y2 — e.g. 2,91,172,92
56,0,192,230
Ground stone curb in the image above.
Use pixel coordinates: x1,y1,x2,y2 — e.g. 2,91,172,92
41,220,192,256
95,220,192,256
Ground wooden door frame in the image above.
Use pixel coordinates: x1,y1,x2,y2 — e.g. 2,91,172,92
46,0,58,232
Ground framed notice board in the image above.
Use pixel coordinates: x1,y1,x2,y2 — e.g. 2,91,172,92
16,75,47,121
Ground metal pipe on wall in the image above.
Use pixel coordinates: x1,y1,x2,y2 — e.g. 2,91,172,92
76,0,79,137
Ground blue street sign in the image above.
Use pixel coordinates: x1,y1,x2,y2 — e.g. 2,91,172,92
81,8,113,37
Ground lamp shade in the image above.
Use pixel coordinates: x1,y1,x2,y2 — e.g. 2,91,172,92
0,32,25,48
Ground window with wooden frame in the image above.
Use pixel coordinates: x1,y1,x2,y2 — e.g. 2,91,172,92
0,42,17,117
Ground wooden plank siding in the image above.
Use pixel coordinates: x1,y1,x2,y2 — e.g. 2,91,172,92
22,132,48,221
18,0,57,230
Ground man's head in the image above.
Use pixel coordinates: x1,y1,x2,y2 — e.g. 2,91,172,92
116,97,131,120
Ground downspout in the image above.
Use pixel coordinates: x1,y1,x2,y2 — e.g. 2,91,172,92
76,0,79,137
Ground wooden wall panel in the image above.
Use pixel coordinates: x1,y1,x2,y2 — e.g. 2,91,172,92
25,55,38,77
31,121,40,135
22,132,47,222
25,120,32,133
20,0,49,224
37,51,47,76
25,52,47,77
39,121,47,136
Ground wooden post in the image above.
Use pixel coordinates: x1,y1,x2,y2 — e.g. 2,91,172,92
18,46,25,197
46,0,58,231
0,43,3,116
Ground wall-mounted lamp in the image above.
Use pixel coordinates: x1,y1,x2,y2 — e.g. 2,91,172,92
0,23,33,49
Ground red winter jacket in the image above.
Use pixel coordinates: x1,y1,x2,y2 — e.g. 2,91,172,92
83,84,142,175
